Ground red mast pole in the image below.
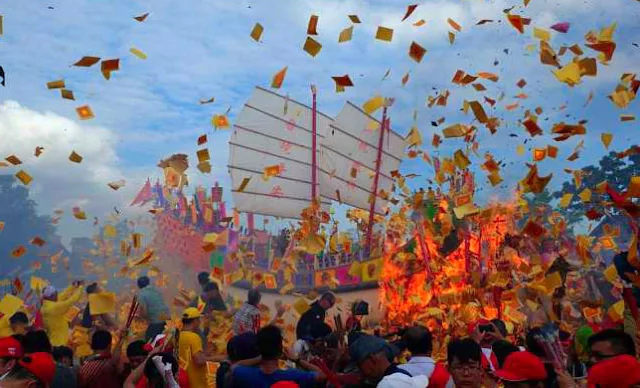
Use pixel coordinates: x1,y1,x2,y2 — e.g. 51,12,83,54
366,105,387,252
311,85,318,201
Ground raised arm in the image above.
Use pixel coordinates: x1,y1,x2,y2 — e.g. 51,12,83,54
51,286,83,315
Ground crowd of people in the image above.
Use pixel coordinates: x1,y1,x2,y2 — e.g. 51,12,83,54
0,270,639,388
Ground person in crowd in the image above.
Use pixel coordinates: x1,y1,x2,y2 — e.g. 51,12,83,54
0,351,56,387
51,346,77,388
232,289,262,335
296,292,336,340
22,330,52,354
494,351,547,388
346,300,367,332
196,272,211,291
77,329,125,388
8,313,29,338
216,332,260,388
0,336,23,376
524,328,559,388
81,283,115,330
491,340,520,369
52,346,73,368
192,281,228,314
178,307,222,388
586,354,640,387
126,340,150,372
231,325,326,387
0,311,29,338
136,276,171,341
41,281,84,346
348,333,418,386
291,321,333,362
399,325,450,387
447,338,483,388
587,328,636,364
123,351,183,388
470,318,507,371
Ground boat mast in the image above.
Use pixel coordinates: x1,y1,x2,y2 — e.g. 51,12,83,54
366,103,388,252
311,85,318,201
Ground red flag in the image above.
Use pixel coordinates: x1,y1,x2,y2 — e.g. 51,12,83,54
130,179,153,206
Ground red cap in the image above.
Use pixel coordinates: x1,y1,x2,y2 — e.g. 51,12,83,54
271,382,300,388
19,352,56,385
587,355,640,388
0,336,23,358
494,351,547,382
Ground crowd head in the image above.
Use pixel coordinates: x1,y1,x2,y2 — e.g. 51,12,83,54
447,338,483,388
247,288,261,306
137,276,151,289
403,325,433,356
587,328,636,364
257,325,284,360
318,292,336,311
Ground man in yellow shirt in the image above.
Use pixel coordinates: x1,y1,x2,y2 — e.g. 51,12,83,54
178,307,220,388
41,281,84,346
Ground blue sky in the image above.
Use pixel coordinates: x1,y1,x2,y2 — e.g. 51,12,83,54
0,0,638,242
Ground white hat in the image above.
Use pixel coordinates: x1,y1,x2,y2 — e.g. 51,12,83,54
42,286,57,298
377,373,429,388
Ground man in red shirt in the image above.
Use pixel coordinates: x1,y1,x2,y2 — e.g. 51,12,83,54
78,329,125,388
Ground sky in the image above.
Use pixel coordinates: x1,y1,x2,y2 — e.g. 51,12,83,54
0,0,638,244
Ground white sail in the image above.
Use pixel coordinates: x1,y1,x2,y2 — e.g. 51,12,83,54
319,102,404,215
229,87,332,219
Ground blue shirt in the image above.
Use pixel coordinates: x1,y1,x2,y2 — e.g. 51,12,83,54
231,365,318,388
137,286,170,323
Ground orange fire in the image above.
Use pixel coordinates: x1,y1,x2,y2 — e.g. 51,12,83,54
379,204,515,335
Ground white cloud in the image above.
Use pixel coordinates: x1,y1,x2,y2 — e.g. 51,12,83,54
0,101,145,244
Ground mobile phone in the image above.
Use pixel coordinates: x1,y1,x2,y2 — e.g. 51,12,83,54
479,324,494,333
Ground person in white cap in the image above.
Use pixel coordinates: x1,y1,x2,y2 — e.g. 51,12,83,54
41,280,84,346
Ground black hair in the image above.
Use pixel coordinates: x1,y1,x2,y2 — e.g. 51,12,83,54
137,276,150,289
257,325,283,360
22,330,52,354
403,325,433,355
203,282,219,292
52,346,73,362
197,272,210,286
143,352,178,386
127,340,149,358
321,292,336,303
587,329,636,357
526,328,547,358
447,338,481,365
227,333,259,362
492,340,519,368
9,312,29,325
490,319,508,338
91,330,112,351
182,317,198,326
85,282,99,294
2,364,44,388
247,289,261,305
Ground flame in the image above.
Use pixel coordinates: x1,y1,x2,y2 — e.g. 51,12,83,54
379,204,514,335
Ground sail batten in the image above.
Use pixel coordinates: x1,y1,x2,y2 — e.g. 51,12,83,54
319,102,404,214
230,87,403,220
230,87,331,219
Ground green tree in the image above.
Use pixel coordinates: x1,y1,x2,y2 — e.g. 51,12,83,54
0,175,67,284
551,151,640,226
